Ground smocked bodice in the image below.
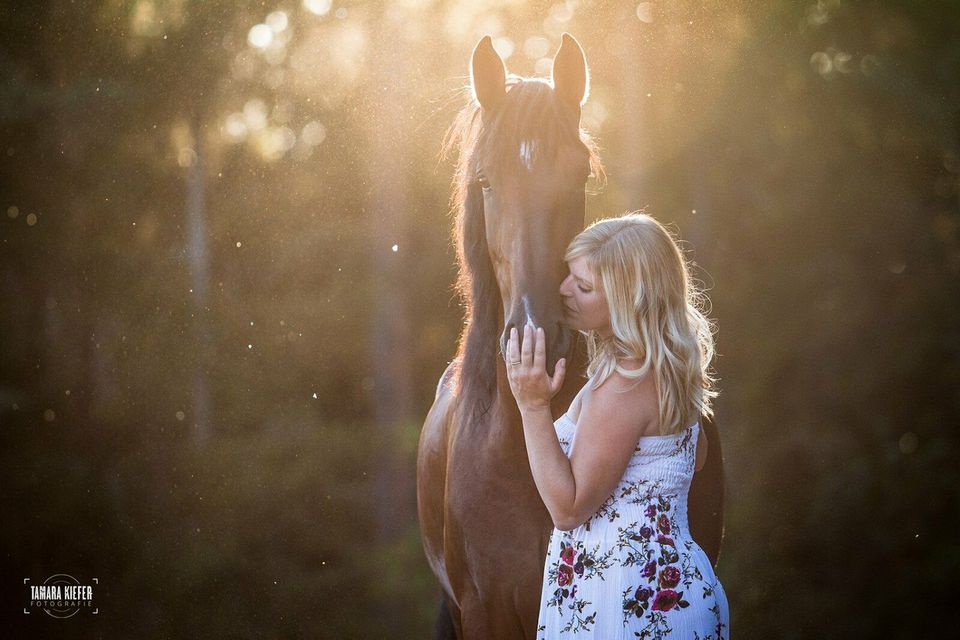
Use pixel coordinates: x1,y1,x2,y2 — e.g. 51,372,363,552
553,412,700,535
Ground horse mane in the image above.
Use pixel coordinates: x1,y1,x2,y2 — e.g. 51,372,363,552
441,77,605,422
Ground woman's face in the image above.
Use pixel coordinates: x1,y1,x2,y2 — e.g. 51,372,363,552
559,255,612,338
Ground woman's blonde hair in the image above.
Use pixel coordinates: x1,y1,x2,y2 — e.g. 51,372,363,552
565,212,718,435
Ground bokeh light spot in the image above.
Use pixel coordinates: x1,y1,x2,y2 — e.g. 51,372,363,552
266,11,289,33
636,2,654,23
224,112,248,142
523,36,550,61
301,121,327,146
898,432,918,454
493,37,514,61
810,51,832,76
303,0,332,16
248,23,273,49
243,99,268,132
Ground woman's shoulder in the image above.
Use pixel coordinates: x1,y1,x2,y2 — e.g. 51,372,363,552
583,366,659,433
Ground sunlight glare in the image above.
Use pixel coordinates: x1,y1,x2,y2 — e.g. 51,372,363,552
492,37,515,61
809,51,832,77
523,36,550,60
636,2,654,24
266,11,289,33
550,3,573,23
131,0,162,38
303,0,333,17
243,99,268,132
224,113,248,142
301,121,327,146
582,99,608,130
248,23,274,49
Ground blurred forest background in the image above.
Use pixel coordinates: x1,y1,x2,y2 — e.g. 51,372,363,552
1,0,958,638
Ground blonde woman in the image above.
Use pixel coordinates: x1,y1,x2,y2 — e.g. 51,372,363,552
505,212,729,638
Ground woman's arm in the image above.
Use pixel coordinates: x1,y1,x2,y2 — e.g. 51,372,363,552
507,326,655,531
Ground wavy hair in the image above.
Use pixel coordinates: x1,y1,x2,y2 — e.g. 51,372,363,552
565,213,718,434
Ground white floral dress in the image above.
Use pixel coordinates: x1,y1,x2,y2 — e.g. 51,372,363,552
536,407,729,639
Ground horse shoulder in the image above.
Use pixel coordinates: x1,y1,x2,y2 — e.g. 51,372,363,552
435,360,457,400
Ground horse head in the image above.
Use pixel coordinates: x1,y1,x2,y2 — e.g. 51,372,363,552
468,34,599,378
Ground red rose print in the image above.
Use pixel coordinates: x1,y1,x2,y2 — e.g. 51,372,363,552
658,565,681,589
656,534,675,547
561,544,576,565
657,513,671,534
652,589,680,612
634,586,654,602
557,563,574,587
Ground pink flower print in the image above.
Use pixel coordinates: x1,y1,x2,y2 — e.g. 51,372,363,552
658,565,681,589
656,534,675,547
652,589,680,612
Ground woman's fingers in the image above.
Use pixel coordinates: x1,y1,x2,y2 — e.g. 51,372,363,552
521,325,533,365
550,358,566,395
533,327,546,371
508,327,520,365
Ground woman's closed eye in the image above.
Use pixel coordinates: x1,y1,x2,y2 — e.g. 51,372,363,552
578,285,591,293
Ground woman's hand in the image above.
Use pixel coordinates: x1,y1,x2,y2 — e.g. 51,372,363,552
505,325,566,414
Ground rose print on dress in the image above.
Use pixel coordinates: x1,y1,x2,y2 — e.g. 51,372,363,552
539,420,727,638
543,537,616,634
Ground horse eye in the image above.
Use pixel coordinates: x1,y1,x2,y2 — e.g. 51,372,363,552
478,176,491,191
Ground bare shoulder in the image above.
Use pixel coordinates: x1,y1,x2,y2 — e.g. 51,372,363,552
583,365,658,435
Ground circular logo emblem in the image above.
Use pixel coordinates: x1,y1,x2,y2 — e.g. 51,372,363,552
41,574,83,619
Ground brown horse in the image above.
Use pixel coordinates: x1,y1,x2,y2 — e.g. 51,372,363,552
417,34,725,640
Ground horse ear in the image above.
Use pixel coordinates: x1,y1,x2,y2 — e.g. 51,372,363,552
470,36,506,111
551,33,589,112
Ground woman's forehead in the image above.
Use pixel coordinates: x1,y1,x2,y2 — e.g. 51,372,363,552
567,255,594,281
